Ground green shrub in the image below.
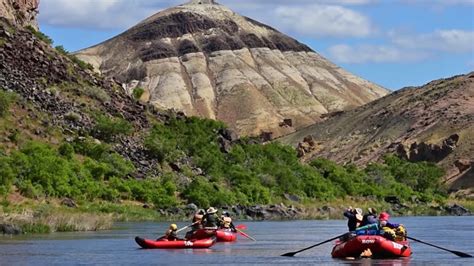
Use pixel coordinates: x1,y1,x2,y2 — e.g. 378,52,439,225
64,112,81,122
92,115,133,142
132,87,145,100
0,90,16,117
70,55,94,71
0,156,15,194
21,223,51,234
55,45,68,56
84,86,111,102
25,26,53,45
54,45,94,71
99,153,135,179
72,137,110,159
383,155,445,193
58,143,75,159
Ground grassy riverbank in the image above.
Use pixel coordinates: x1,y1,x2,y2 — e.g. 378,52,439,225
0,201,113,234
1,192,472,236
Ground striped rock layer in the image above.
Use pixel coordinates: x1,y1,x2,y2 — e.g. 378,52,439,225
76,0,388,137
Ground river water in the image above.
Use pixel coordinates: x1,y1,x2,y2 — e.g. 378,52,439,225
0,216,473,265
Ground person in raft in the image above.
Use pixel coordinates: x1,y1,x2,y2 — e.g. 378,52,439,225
220,211,236,232
378,212,406,241
343,207,363,231
203,207,221,230
361,207,378,226
164,224,180,241
185,209,206,239
192,209,205,230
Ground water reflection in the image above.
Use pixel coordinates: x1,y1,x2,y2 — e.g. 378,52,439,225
340,257,411,266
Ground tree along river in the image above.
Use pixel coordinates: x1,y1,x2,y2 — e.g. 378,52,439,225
0,216,473,265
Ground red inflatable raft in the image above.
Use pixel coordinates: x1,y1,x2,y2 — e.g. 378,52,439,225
331,235,412,258
216,229,238,242
189,229,238,242
135,236,216,249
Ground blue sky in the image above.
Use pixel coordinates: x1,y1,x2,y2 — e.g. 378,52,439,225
39,0,474,90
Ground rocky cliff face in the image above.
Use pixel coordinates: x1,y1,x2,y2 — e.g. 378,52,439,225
0,0,39,29
76,0,388,137
280,73,474,190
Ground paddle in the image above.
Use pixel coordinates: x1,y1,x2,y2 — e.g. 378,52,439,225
407,236,472,258
236,228,257,241
281,233,348,257
157,222,198,240
235,224,247,230
177,222,199,233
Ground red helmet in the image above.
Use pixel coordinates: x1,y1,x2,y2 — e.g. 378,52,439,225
379,212,390,221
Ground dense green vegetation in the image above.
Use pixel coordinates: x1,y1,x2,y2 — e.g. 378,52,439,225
0,90,16,117
143,117,446,207
0,115,446,209
0,141,177,207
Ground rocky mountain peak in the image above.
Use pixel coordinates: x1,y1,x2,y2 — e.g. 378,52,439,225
0,0,39,29
186,0,217,5
76,1,389,137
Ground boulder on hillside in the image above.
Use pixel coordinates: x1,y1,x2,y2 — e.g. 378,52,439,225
396,134,460,163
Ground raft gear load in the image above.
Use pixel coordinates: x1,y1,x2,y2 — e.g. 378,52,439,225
355,223,407,241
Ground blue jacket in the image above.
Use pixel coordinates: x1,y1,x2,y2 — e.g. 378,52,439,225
361,214,377,226
382,222,400,229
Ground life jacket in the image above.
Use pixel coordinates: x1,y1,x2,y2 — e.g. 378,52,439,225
193,213,203,223
203,213,219,229
355,223,378,235
222,216,232,228
192,214,204,230
394,225,407,241
165,229,178,240
380,227,396,241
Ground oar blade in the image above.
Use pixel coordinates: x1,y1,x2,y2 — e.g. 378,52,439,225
281,252,297,257
452,250,473,258
236,224,247,230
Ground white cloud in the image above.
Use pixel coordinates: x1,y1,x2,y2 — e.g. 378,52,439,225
328,28,474,64
327,44,430,63
39,0,376,34
39,0,182,29
390,29,474,53
400,0,474,5
273,4,374,38
223,0,376,7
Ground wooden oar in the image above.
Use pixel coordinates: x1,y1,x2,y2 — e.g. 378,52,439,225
407,236,472,258
281,233,348,257
236,228,256,241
